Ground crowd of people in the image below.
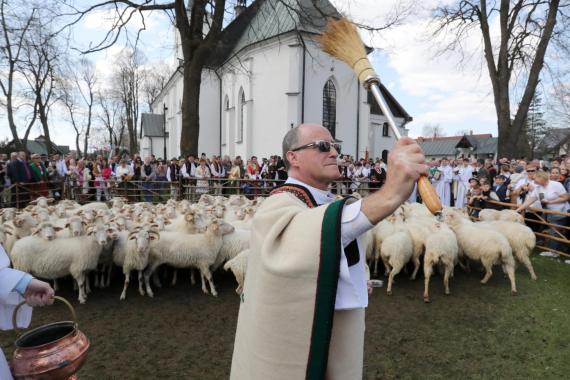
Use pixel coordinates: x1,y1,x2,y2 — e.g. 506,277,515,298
1,151,569,216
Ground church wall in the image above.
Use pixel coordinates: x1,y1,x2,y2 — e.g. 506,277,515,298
221,34,300,159
302,38,360,158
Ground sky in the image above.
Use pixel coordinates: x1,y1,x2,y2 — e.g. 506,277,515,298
2,0,506,148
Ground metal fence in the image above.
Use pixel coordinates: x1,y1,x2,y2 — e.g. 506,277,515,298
467,200,570,258
0,177,385,208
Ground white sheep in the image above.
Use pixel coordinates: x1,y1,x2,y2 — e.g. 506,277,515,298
11,223,116,303
143,220,235,298
442,208,517,294
381,223,414,295
478,220,537,280
479,209,525,224
224,249,249,294
0,207,18,222
423,222,459,303
113,226,160,300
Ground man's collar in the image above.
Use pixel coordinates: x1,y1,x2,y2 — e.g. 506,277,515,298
286,177,336,205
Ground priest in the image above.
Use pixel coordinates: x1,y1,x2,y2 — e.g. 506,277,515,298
434,158,453,207
454,158,474,208
230,123,427,380
1,245,54,380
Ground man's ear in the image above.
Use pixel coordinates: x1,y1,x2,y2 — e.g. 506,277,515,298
286,151,298,168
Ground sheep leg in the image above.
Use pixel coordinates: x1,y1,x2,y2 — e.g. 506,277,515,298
199,265,217,297
138,271,145,296
387,263,402,296
144,262,162,298
94,270,100,288
105,265,112,287
75,273,87,304
152,270,162,288
505,265,518,295
519,254,537,281
382,256,392,276
171,269,178,286
53,279,59,292
410,256,421,281
85,274,92,294
190,269,196,285
373,253,380,277
480,259,493,284
443,265,452,296
423,262,433,303
120,270,130,300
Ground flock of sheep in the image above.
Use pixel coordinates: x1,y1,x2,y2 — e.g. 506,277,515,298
0,193,537,304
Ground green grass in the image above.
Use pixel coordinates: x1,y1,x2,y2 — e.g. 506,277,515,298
364,255,570,380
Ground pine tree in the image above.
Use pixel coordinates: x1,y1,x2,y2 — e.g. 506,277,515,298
525,91,547,159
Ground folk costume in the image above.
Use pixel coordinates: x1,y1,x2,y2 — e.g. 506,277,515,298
1,245,33,380
231,177,372,380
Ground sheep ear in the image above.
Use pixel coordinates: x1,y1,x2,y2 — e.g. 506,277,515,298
5,230,13,236
65,223,70,228
128,233,137,240
47,198,55,203
13,219,23,227
31,228,40,236
164,219,171,225
54,227,64,232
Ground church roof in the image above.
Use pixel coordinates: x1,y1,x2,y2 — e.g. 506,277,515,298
209,0,341,67
141,113,166,137
417,134,497,157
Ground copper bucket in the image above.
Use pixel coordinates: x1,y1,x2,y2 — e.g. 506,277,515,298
11,296,90,380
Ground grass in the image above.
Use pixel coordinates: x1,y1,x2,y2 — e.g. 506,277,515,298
364,254,570,380
1,255,569,379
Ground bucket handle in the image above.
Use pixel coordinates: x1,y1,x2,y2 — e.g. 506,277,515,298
12,296,78,336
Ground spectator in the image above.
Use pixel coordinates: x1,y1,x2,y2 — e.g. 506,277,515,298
115,159,134,199
549,167,562,183
492,174,510,204
166,157,181,200
210,156,225,195
29,153,49,199
228,158,242,194
195,159,211,195
0,159,6,207
369,162,386,192
517,170,570,253
155,158,168,200
140,156,157,202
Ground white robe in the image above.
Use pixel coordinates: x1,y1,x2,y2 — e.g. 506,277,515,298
454,165,473,208
0,245,32,380
434,165,453,207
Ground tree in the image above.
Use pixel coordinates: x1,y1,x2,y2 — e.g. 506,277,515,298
422,123,447,138
112,47,143,154
75,59,97,157
19,6,62,154
97,90,125,149
524,90,547,158
59,76,83,156
0,0,37,151
141,63,172,112
433,1,568,158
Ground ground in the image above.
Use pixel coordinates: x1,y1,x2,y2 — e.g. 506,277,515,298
2,255,570,380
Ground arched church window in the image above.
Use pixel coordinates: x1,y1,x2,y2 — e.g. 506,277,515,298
238,89,245,142
382,122,389,137
323,79,337,137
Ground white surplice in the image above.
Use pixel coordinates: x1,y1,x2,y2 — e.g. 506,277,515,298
0,245,32,380
434,165,453,207
454,165,473,208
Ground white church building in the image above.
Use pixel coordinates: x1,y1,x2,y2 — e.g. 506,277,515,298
142,0,412,162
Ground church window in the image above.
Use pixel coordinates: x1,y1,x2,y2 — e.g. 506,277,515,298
238,89,245,142
322,79,337,137
222,96,229,146
382,122,389,137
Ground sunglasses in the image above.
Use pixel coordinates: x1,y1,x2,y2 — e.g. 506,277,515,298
527,170,536,173
291,140,341,154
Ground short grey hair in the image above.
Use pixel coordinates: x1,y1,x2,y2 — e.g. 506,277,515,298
282,126,301,170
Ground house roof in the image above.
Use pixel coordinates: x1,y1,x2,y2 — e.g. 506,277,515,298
141,113,166,137
208,0,341,67
417,134,497,156
3,137,69,155
538,127,570,150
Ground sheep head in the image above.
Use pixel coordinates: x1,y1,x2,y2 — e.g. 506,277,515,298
31,222,62,241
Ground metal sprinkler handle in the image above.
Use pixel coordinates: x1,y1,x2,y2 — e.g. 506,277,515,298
363,77,402,140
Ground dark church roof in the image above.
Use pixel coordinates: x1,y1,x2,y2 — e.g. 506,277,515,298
208,0,341,68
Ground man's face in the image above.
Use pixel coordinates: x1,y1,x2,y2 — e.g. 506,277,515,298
495,177,505,186
287,125,340,185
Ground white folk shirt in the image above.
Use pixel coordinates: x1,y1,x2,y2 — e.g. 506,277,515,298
286,177,373,310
